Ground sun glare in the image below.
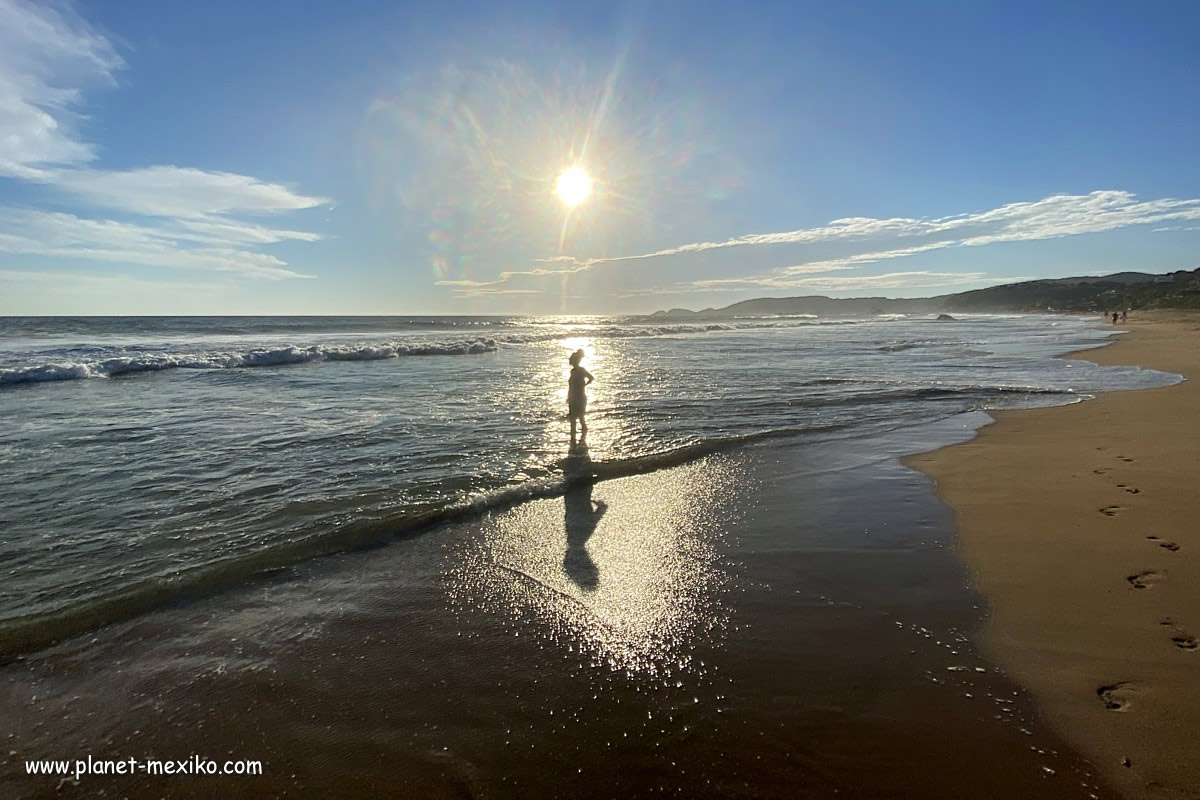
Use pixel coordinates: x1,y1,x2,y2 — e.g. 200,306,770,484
555,166,593,208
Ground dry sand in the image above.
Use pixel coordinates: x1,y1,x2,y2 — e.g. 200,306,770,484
906,312,1200,800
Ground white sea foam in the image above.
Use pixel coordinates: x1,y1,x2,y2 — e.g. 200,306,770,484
0,338,502,385
0,319,856,387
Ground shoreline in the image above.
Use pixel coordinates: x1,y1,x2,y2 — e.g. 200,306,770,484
2,314,1167,798
2,416,1113,799
905,311,1200,799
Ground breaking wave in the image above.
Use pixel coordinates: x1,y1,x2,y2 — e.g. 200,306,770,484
0,319,860,387
0,339,499,386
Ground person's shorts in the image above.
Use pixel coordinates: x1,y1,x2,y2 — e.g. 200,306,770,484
567,398,586,418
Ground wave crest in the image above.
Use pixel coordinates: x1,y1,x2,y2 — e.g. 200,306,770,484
0,318,857,387
0,338,501,386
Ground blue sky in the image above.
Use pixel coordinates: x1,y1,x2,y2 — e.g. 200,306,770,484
1,0,1198,315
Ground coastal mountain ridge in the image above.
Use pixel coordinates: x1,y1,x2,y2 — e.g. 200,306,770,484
652,267,1200,317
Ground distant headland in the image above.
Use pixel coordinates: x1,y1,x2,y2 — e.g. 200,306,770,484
651,268,1200,317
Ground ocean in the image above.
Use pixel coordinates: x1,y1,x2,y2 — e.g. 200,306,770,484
0,313,1177,656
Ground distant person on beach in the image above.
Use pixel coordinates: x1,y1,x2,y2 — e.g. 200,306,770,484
1112,311,1119,324
567,349,595,443
1121,310,1128,322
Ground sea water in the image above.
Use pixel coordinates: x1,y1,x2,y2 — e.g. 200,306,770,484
0,314,1177,651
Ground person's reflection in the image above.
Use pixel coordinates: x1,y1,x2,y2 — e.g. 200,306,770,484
563,443,605,591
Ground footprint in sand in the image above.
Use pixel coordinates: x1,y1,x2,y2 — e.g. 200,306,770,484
1118,456,1135,463
1127,571,1164,590
1173,634,1198,652
1097,682,1135,711
1146,536,1181,553
1093,467,1112,475
1116,484,1141,494
1160,619,1199,652
1100,505,1124,517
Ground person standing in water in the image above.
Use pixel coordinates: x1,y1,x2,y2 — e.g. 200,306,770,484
567,349,595,443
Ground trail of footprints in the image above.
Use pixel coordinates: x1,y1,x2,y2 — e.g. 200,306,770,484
1096,454,1139,517
1094,453,1195,712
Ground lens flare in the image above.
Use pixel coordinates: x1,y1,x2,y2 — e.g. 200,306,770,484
555,166,593,208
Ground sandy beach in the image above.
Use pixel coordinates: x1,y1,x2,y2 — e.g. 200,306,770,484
906,312,1200,799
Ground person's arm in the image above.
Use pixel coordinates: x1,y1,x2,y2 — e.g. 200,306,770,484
584,369,594,385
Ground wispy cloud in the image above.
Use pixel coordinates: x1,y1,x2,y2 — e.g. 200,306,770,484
448,287,548,298
597,191,1200,268
435,266,585,289
0,209,314,279
172,217,323,246
0,0,325,281
465,190,1200,297
48,166,326,218
702,270,1010,292
0,0,121,179
774,242,955,277
619,271,1019,298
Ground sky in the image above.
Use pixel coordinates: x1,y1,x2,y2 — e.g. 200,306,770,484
1,0,1198,316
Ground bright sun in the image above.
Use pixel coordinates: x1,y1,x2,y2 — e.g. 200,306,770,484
555,166,593,208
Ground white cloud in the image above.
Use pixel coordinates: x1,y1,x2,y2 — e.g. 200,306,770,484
436,265,577,288
0,0,122,178
944,191,1200,246
50,166,326,218
619,271,1020,298
775,242,956,277
172,217,323,245
734,271,1006,292
0,209,314,280
0,0,325,284
449,287,546,298
562,191,1200,271
461,190,1200,298
437,277,507,288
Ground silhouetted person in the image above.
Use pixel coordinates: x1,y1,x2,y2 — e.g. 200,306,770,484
1112,311,1119,324
567,349,594,443
1121,310,1128,322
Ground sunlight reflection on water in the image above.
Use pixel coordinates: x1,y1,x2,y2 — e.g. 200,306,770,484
445,455,741,678
530,335,640,455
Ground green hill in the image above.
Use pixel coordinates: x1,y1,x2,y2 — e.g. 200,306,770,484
943,268,1200,312
651,268,1200,317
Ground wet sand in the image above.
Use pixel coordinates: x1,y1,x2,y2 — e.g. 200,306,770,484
906,313,1200,799
2,422,1116,798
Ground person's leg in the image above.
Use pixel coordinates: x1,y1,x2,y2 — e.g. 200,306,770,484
570,414,578,441
579,413,587,439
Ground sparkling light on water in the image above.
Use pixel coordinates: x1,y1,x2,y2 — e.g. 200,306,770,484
445,457,739,677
